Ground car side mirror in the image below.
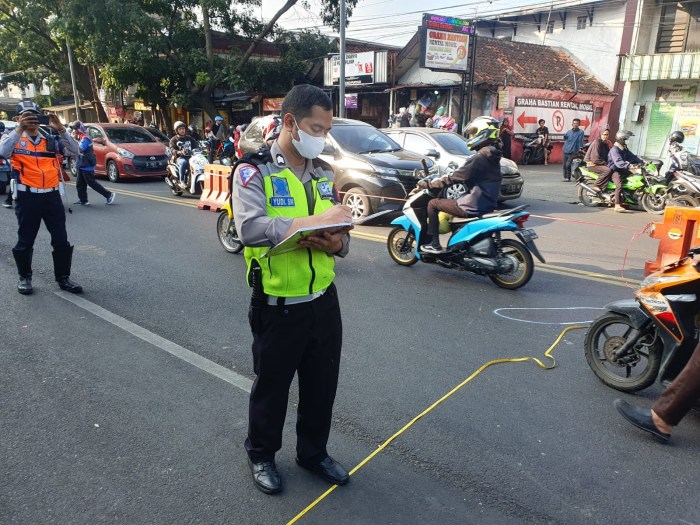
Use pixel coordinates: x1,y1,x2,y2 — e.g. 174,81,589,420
322,142,337,156
93,137,105,145
424,148,440,159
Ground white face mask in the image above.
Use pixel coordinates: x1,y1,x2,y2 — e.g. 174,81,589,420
292,117,326,159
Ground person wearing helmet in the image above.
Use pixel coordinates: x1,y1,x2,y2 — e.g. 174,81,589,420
261,116,282,150
187,124,201,142
68,121,116,206
169,121,199,185
0,101,82,294
606,130,644,212
664,130,686,184
417,118,503,254
207,115,228,163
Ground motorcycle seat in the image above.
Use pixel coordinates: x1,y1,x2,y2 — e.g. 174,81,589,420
451,211,500,224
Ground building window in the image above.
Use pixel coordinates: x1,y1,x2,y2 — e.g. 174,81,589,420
577,16,587,29
546,21,554,33
656,0,700,53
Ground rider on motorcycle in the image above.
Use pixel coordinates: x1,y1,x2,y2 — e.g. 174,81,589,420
417,118,503,254
169,121,199,185
584,128,615,193
607,130,644,213
187,124,202,142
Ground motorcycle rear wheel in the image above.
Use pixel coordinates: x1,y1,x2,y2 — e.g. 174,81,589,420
217,210,243,253
488,238,534,290
577,184,603,207
584,312,662,392
387,227,418,266
641,192,667,215
670,194,700,208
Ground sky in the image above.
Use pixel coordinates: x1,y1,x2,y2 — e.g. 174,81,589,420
260,0,562,48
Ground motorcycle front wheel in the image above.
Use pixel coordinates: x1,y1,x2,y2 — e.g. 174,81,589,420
641,192,667,214
577,184,603,207
521,150,532,165
217,210,243,254
584,312,662,392
670,194,700,208
387,227,418,266
488,238,534,290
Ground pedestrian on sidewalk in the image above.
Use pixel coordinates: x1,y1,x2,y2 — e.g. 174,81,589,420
0,101,83,295
69,121,115,206
536,119,550,165
562,118,584,181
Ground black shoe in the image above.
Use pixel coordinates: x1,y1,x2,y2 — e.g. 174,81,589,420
73,200,90,205
57,277,83,294
613,399,670,443
17,277,33,295
296,456,349,486
247,459,282,494
2,198,11,208
420,244,444,254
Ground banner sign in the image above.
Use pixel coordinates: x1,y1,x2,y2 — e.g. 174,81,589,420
344,94,358,109
420,13,475,73
331,52,375,85
513,97,594,139
262,97,284,112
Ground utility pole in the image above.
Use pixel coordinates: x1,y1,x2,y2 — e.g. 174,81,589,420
339,0,346,118
66,37,82,121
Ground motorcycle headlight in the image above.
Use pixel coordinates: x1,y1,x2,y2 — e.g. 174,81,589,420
117,148,135,159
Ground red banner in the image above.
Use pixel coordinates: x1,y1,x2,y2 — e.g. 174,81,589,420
262,98,284,112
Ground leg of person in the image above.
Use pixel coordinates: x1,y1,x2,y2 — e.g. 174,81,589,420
82,168,113,202
295,286,348,485
74,169,89,205
563,154,573,181
176,158,188,184
652,340,700,427
245,302,308,493
12,191,42,295
544,145,548,165
42,192,82,293
421,199,463,253
612,171,629,212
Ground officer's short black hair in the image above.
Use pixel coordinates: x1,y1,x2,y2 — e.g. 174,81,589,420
281,84,332,121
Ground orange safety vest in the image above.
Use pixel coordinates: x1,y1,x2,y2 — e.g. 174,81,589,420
11,135,61,189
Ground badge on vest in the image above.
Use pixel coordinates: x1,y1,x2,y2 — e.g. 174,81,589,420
270,177,294,207
317,181,334,200
275,154,285,166
20,140,27,148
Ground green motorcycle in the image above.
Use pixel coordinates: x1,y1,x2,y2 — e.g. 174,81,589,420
574,161,668,214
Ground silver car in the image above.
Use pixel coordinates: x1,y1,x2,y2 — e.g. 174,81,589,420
383,127,524,202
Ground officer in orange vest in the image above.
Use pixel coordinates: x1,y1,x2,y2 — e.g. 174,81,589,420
0,101,82,295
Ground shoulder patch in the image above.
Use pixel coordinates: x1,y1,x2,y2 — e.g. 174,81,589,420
239,165,260,187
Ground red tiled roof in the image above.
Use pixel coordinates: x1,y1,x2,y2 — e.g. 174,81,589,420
475,37,614,95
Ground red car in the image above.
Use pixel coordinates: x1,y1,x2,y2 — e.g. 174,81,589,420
84,123,168,182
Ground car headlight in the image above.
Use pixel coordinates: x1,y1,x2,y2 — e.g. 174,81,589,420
372,166,400,181
117,148,135,159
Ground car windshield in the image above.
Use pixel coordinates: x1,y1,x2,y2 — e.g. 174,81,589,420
433,132,472,156
105,127,157,144
331,125,400,154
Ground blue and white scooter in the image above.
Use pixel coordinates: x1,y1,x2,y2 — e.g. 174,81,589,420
387,186,545,289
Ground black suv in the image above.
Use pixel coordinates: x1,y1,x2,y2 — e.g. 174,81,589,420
238,117,439,219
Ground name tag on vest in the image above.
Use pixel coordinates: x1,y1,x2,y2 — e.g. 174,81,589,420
270,197,295,207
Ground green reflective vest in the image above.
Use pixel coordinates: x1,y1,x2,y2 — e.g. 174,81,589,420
244,166,336,297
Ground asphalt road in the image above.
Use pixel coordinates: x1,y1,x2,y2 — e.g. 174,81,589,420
1,165,698,525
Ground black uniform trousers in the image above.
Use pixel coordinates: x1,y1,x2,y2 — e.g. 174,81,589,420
76,168,110,203
245,284,342,464
14,190,70,252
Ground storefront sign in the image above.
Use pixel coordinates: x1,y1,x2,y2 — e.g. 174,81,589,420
421,29,469,72
134,101,149,111
262,97,284,112
498,89,509,109
331,52,375,85
656,85,698,103
644,103,700,157
107,106,124,119
513,97,594,139
345,94,358,109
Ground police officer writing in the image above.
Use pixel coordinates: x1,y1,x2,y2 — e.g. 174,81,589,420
0,101,82,295
231,84,352,495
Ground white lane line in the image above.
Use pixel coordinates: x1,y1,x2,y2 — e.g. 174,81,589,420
493,306,606,325
55,291,252,393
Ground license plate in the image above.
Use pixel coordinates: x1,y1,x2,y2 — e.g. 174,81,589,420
504,184,520,192
147,162,162,167
520,228,538,242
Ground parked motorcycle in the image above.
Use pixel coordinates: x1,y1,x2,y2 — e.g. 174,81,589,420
520,134,551,165
585,246,700,392
0,156,11,196
216,171,243,254
575,161,667,213
215,137,237,166
386,184,545,289
165,141,208,197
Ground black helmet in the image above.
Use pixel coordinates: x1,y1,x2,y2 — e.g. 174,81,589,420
669,130,685,144
188,124,197,133
68,120,83,131
615,130,634,144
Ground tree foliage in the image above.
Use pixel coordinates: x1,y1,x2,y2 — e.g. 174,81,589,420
0,0,356,122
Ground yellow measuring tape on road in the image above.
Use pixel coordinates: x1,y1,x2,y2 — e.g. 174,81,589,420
286,324,588,525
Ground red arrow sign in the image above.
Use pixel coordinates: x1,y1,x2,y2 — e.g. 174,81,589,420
579,115,590,130
517,111,538,129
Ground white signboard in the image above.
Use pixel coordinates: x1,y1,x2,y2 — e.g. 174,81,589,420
331,52,375,85
423,29,469,72
513,97,594,140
